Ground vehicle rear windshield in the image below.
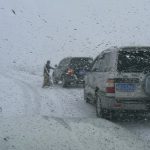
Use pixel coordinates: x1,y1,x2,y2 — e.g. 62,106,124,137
70,58,93,70
117,47,150,73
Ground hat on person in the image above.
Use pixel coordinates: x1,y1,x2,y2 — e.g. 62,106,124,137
47,60,50,64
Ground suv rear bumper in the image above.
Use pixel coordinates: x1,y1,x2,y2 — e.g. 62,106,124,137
102,96,150,111
65,75,84,84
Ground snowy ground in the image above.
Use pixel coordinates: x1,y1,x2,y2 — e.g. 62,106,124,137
0,69,96,118
0,69,150,150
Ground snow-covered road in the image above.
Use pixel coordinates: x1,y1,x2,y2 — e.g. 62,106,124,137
0,69,96,118
1,69,150,149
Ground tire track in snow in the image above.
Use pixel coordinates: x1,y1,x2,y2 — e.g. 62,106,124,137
41,87,66,117
1,69,95,118
5,70,64,117
16,80,41,115
0,72,41,115
51,86,96,118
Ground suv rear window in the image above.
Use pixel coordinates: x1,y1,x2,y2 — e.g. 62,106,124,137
70,58,93,70
117,47,150,73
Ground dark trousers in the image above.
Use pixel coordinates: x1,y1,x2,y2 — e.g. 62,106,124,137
43,73,51,87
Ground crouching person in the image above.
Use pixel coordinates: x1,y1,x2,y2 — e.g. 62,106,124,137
42,60,54,88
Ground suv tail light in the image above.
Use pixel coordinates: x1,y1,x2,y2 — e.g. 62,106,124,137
66,68,74,76
106,79,115,96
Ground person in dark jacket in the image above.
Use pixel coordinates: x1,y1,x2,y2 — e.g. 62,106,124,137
42,60,54,87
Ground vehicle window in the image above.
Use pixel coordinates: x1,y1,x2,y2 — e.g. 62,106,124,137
117,47,150,72
63,59,70,67
99,53,112,72
91,57,102,72
90,56,98,69
91,53,112,72
58,60,64,68
70,58,93,70
59,59,69,68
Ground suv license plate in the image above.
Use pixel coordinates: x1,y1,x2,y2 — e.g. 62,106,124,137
116,83,136,92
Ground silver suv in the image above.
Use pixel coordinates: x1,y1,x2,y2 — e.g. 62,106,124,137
84,46,150,118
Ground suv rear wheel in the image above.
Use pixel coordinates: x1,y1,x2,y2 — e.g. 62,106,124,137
96,96,114,119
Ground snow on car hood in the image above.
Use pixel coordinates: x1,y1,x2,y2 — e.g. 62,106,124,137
0,116,148,150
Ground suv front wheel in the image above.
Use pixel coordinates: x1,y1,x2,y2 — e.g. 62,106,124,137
52,73,58,84
96,96,106,118
61,77,68,87
53,77,58,84
84,86,89,103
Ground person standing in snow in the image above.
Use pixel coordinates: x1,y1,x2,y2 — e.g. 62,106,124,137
42,60,54,88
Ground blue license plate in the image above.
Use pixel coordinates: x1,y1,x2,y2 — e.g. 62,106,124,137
116,83,136,92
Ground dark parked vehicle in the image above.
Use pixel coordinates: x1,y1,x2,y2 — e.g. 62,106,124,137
53,57,93,87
